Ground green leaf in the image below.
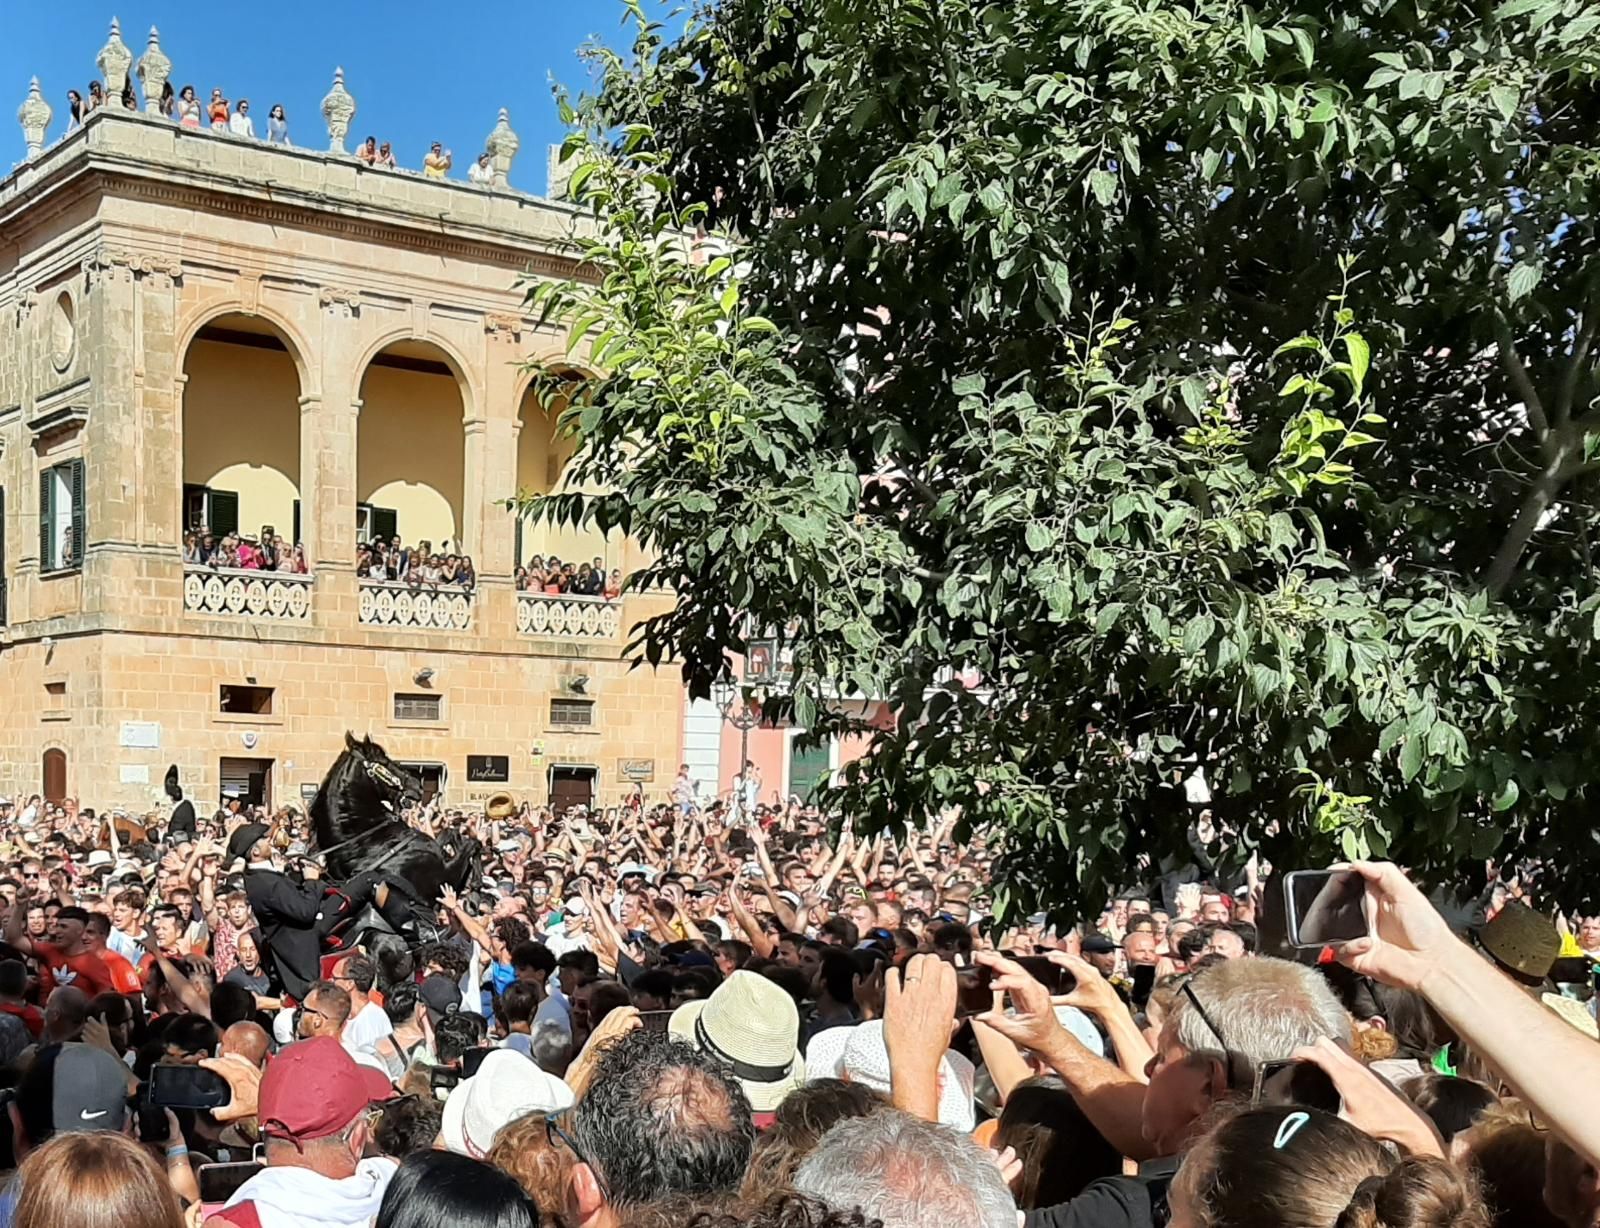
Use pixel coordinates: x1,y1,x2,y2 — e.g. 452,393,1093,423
718,284,740,314
1341,333,1370,396
1488,85,1520,122
1507,263,1541,302
1024,522,1055,552
1399,736,1424,783
1491,778,1519,812
1182,613,1215,654
1094,603,1126,633
1089,169,1118,208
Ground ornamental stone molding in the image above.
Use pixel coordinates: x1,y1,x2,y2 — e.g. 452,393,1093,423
184,568,314,622
517,592,621,640
97,18,134,103
136,27,172,117
14,291,38,328
320,67,356,155
318,286,362,316
485,108,521,188
84,247,183,286
483,312,524,340
17,78,51,159
359,580,474,631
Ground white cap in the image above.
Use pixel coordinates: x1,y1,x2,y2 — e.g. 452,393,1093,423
441,1049,575,1158
805,1020,976,1130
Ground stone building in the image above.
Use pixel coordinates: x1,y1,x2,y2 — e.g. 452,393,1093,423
0,41,681,813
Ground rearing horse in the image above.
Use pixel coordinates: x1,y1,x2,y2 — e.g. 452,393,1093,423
309,733,481,926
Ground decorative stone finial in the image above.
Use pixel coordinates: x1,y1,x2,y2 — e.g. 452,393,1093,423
18,77,52,158
136,27,171,116
97,18,134,103
321,66,356,154
484,107,521,189
547,143,575,200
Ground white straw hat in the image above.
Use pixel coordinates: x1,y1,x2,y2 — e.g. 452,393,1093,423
441,1049,575,1158
669,970,805,1113
805,1020,977,1131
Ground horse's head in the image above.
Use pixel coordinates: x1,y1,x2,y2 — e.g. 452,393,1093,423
342,732,424,812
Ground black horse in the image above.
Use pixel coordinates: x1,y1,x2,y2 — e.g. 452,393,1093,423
309,733,481,933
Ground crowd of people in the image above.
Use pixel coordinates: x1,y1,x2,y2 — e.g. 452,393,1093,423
0,784,1595,1228
357,538,478,590
515,556,621,599
62,75,501,183
183,528,308,575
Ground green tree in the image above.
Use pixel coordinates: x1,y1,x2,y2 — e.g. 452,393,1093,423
524,0,1600,917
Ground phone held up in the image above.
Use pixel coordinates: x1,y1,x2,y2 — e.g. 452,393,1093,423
1282,868,1369,949
145,1063,231,1110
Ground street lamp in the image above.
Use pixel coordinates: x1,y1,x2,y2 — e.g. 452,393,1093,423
713,674,760,820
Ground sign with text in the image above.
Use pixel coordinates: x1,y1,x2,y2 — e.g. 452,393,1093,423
618,758,656,783
467,755,511,783
119,721,161,749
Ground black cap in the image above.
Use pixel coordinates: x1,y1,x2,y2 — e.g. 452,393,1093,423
1081,933,1118,955
226,822,270,865
418,974,461,1022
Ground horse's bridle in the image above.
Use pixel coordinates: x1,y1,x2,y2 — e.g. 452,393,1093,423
362,758,411,796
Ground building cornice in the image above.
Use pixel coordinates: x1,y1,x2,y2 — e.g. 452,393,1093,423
0,109,596,281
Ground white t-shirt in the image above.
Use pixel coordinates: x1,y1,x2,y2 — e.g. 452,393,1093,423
343,999,393,1052
228,112,256,139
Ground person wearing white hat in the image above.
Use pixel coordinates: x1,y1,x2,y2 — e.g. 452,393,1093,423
441,1048,575,1159
669,969,805,1116
805,1019,978,1131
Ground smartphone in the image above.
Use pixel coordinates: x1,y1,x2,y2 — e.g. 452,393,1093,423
1283,869,1368,948
639,1010,675,1034
135,1104,169,1145
198,1160,264,1216
954,963,994,1018
146,1064,230,1110
461,1047,490,1079
1251,1058,1341,1113
1131,961,1158,1007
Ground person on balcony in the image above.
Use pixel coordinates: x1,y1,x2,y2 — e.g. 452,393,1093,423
423,143,453,178
358,135,379,165
177,85,202,129
208,88,230,131
267,103,289,144
458,556,477,589
605,569,622,600
229,99,256,139
469,153,494,185
376,141,397,169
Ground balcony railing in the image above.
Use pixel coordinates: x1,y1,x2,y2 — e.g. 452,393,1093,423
517,592,621,640
184,567,314,621
358,580,474,631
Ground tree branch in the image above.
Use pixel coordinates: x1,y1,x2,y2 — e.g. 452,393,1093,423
1557,274,1600,428
1496,315,1551,445
1483,434,1576,597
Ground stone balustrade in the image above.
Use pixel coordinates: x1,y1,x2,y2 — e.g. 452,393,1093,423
358,579,474,632
183,567,314,621
517,592,621,640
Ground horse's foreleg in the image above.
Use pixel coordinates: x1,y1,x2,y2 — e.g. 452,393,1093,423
442,838,481,894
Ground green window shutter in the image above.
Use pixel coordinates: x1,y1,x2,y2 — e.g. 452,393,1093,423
209,489,239,538
38,468,52,570
68,458,85,570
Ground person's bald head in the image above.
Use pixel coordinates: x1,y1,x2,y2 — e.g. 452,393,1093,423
221,1021,271,1067
43,986,88,1042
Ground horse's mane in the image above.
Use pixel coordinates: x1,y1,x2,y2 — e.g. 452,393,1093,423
310,738,392,851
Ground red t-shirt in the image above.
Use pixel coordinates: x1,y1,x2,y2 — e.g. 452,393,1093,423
0,1001,43,1037
101,949,143,996
32,942,116,998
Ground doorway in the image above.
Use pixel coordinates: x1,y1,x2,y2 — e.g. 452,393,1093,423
219,756,274,808
549,765,596,814
398,762,447,805
41,749,66,804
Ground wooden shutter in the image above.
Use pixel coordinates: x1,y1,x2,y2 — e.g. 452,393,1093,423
372,507,398,543
38,468,52,569
209,489,239,538
514,514,523,569
0,485,7,624
68,458,85,570
292,499,301,546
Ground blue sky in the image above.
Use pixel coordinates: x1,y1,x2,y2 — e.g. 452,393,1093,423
1,1,678,192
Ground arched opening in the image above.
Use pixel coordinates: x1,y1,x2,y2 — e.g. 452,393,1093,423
514,375,613,585
41,748,66,804
182,314,304,562
357,340,466,564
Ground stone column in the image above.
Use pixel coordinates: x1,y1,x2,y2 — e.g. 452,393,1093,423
96,19,133,103
306,287,364,626
136,27,171,116
474,313,525,578
17,78,51,158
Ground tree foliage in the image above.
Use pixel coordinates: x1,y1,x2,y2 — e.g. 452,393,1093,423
523,0,1600,917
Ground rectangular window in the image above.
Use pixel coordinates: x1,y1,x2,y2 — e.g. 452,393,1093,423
39,459,84,573
183,485,239,538
220,685,274,715
393,693,443,722
549,698,595,728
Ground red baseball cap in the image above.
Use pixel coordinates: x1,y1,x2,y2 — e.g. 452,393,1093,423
258,1037,393,1148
